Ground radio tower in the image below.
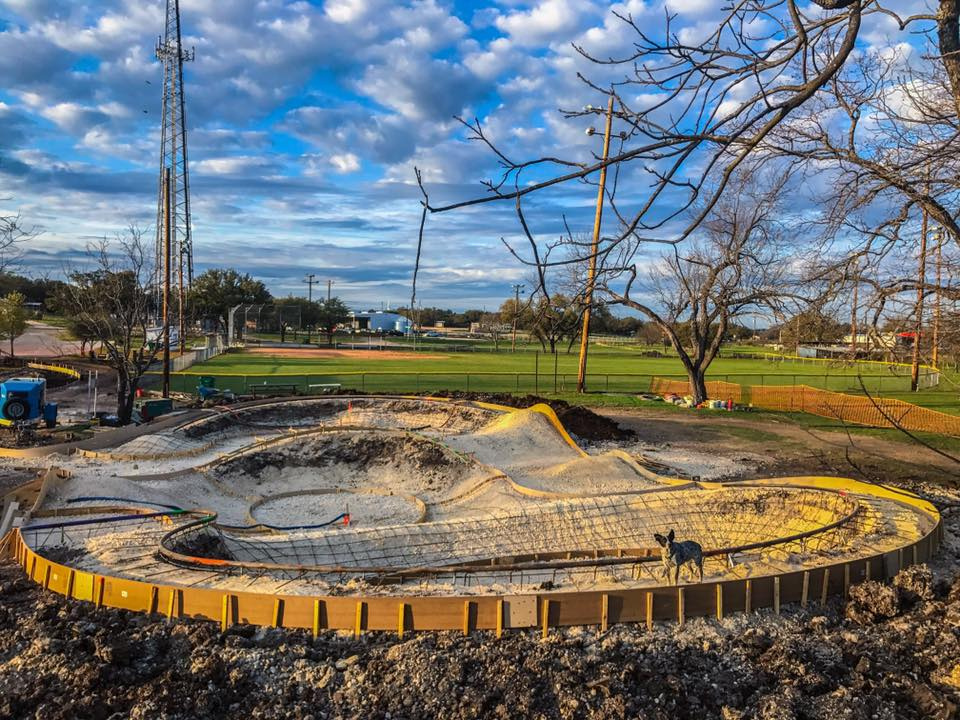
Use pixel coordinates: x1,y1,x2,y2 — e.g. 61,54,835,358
154,0,194,341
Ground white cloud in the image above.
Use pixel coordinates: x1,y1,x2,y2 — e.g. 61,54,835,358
330,152,361,173
494,0,589,47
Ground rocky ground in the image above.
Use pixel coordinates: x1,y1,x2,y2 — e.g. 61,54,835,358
1,557,960,720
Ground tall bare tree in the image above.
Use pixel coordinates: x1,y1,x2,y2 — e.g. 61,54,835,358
60,227,160,424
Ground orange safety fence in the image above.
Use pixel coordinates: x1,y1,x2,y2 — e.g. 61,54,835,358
749,385,960,437
649,377,743,403
650,376,960,437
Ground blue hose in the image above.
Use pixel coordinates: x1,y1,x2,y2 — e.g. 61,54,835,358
67,496,183,511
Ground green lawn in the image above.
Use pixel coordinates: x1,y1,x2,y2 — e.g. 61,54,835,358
172,344,950,407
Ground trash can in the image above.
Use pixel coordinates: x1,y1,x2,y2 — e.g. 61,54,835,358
43,402,58,429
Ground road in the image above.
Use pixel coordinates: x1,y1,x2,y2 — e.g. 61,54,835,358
8,322,81,358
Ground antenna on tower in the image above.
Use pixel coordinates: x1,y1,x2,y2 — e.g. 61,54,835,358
154,0,194,344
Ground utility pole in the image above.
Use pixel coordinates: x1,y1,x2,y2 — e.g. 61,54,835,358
911,210,929,391
511,283,524,352
304,274,316,303
933,226,943,367
162,168,172,398
576,95,614,393
327,279,333,302
850,258,859,356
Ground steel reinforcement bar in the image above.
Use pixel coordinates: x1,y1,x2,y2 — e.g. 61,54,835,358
4,519,942,635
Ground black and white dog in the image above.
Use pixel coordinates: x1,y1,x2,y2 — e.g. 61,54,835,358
653,529,704,584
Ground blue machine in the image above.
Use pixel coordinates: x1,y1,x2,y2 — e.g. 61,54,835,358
0,377,57,428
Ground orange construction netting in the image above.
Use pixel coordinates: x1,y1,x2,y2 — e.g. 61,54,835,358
650,376,960,437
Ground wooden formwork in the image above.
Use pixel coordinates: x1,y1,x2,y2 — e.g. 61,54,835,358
4,518,941,635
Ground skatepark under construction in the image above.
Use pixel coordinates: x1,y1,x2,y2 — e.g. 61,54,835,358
0,395,942,635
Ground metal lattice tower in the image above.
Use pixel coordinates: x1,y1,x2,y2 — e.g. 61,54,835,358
155,0,194,319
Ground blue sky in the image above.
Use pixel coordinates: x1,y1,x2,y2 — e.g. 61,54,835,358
0,0,927,310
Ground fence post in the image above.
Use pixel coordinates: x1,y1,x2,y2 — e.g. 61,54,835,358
535,352,539,395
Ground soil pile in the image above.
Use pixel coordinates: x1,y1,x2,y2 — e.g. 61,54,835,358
430,392,635,442
2,560,959,719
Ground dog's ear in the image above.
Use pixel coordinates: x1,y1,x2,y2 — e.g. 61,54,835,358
653,533,666,547
667,529,675,542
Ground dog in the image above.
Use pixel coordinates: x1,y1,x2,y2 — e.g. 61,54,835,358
653,529,704,584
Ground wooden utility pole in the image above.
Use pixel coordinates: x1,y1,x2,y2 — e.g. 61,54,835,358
911,210,929,391
178,239,185,353
933,227,943,367
327,279,332,302
304,274,316,303
162,168,172,398
849,257,859,355
576,95,614,393
511,283,524,352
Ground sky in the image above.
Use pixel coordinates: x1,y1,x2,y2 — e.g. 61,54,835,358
0,0,930,311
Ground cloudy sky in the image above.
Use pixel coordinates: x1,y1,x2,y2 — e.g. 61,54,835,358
0,0,925,310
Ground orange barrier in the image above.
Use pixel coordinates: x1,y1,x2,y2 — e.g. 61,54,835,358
649,377,742,402
750,385,960,437
651,376,960,437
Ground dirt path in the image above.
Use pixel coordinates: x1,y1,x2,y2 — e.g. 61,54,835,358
597,407,960,487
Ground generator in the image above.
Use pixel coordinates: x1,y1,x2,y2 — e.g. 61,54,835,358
0,378,57,428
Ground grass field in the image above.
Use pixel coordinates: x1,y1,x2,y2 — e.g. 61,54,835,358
172,342,959,412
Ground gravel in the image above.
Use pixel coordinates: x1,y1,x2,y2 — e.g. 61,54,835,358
2,559,960,720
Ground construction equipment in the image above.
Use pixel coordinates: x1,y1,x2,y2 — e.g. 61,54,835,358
0,378,57,428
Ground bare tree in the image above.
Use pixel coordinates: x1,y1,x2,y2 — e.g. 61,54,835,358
60,226,161,424
0,207,39,274
412,2,960,363
595,172,799,403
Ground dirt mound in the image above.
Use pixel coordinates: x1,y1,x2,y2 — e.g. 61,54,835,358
429,392,635,442
846,565,938,624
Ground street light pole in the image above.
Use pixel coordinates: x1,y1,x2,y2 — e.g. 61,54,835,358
511,283,524,352
576,94,615,393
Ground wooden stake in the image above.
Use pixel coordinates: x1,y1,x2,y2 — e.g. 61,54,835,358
66,569,75,600
600,593,609,633
354,601,364,638
221,594,231,632
821,569,830,606
744,580,752,614
716,584,723,620
272,598,283,628
541,599,551,639
95,576,104,610
677,587,685,626
843,564,850,600
866,558,872,582
801,571,810,608
150,586,159,615
167,589,178,621
645,592,653,630
42,565,50,591
774,577,781,615
495,599,504,638
312,600,322,638
462,600,472,636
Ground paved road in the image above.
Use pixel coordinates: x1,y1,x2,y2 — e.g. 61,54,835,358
8,322,81,358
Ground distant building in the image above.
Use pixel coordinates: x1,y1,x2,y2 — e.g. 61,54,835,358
350,311,411,334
